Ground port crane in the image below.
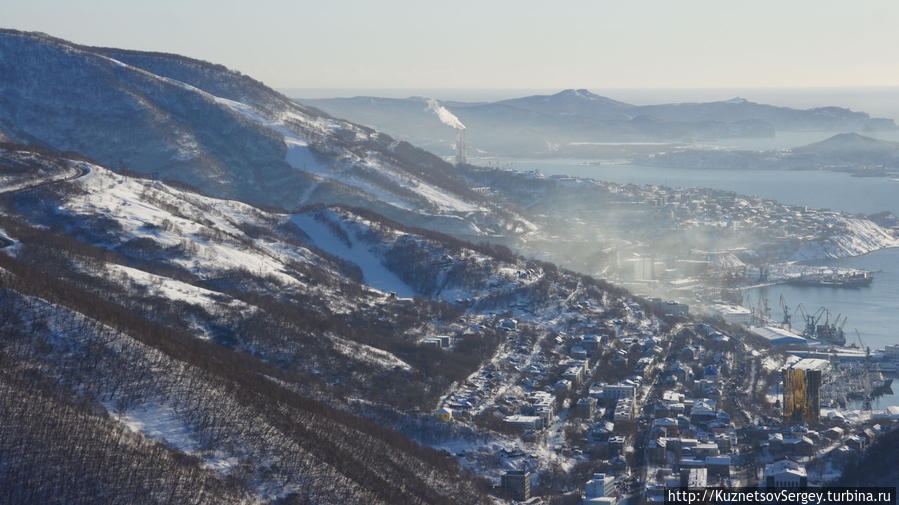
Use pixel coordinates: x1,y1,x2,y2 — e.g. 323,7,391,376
779,294,791,330
758,296,771,325
747,294,772,326
792,305,846,344
856,329,872,410
854,328,870,356
816,309,847,345
796,304,825,338
833,314,848,335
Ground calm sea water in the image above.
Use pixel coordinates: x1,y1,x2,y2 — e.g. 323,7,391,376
506,158,899,216
752,250,899,409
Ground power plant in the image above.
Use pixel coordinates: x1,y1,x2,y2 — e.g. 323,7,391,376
426,98,467,166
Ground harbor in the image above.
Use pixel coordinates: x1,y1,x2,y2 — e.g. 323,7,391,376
514,154,899,411
748,248,899,353
710,279,899,409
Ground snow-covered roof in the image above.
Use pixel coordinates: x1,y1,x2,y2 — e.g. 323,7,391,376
751,326,808,346
765,460,806,477
789,358,830,371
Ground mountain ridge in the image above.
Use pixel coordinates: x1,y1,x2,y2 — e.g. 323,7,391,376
301,88,895,157
0,29,524,239
646,132,899,174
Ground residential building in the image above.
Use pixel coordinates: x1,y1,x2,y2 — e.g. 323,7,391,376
783,359,828,425
502,470,531,501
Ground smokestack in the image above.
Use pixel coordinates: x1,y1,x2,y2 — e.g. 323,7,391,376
426,98,467,165
456,128,466,165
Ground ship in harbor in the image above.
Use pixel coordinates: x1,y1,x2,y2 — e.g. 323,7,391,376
796,304,848,346
786,270,873,288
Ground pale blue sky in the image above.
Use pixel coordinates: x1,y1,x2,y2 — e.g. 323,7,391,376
3,0,899,89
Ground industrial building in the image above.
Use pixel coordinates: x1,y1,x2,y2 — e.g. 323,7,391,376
751,326,809,347
782,358,829,425
710,304,751,326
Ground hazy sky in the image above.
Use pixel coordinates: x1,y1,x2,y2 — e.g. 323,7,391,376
4,0,899,90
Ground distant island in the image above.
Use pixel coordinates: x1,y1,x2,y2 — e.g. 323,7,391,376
298,89,896,158
644,132,899,177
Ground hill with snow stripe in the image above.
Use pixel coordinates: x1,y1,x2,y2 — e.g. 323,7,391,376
0,29,519,237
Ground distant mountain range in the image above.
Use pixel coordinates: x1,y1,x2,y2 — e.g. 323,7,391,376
645,132,899,175
299,89,896,157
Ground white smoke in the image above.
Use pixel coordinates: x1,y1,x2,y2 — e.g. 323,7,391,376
426,98,466,130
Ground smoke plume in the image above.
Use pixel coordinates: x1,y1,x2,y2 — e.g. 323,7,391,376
426,98,466,130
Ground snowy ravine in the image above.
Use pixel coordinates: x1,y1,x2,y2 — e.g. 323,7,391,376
291,211,415,298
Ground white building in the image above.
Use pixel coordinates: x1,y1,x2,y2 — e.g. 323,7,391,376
710,304,752,326
601,381,637,401
504,415,543,430
764,460,807,487
585,473,616,498
613,398,634,422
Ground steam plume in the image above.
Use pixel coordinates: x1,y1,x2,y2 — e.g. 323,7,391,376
426,98,466,130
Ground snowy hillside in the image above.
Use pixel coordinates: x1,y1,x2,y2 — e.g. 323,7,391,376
0,144,625,407
0,145,511,503
4,27,897,504
0,144,684,502
0,29,517,237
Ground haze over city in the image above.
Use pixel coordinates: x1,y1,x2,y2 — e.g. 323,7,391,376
2,2,899,503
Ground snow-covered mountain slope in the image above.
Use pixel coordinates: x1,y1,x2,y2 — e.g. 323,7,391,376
0,145,506,503
291,211,416,298
0,342,251,505
0,29,518,237
792,215,899,261
0,142,85,194
0,145,594,407
0,143,674,503
0,144,667,407
0,275,489,505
